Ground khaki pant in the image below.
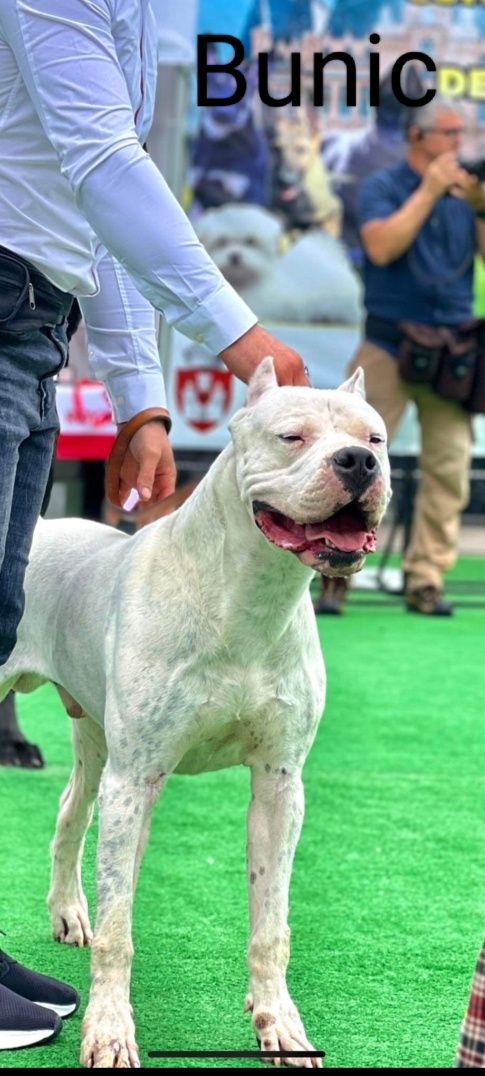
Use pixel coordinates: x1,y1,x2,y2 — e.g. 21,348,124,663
347,341,472,592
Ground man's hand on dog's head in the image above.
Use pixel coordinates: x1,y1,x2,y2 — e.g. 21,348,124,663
115,325,308,509
118,420,177,508
220,324,310,387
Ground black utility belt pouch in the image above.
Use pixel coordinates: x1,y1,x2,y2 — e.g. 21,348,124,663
397,319,485,414
0,245,73,333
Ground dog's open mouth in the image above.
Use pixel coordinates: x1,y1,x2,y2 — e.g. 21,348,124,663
252,500,377,570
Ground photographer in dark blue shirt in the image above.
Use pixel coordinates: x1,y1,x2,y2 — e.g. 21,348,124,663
314,97,485,617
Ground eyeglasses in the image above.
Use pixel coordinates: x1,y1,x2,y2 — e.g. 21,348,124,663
422,127,465,138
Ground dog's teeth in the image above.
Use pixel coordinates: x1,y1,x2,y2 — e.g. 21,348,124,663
324,538,337,549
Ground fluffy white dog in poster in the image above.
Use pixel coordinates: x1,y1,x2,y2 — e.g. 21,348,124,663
196,203,362,325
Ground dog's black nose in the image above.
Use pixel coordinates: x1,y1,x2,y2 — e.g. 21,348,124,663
331,446,379,495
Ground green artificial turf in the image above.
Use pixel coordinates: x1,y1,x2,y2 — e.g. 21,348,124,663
1,557,485,1069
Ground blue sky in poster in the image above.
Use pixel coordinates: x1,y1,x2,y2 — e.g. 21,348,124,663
197,1,485,42
197,0,255,38
197,0,317,43
196,1,397,41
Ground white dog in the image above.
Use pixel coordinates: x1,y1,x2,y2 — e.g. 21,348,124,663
196,204,362,325
0,361,390,1068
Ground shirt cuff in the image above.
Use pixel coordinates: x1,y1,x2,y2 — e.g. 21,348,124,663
171,281,258,354
103,368,168,424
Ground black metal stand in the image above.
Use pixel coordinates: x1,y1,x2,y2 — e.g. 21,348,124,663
375,454,417,594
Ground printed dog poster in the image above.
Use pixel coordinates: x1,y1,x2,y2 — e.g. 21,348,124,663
168,0,485,448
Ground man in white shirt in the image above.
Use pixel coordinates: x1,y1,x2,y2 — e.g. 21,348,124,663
0,0,307,664
0,0,309,1045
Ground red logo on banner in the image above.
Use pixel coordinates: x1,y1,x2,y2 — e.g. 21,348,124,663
175,367,234,432
65,380,113,426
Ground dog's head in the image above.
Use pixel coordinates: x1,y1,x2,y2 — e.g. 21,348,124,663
196,205,282,289
272,114,318,179
229,357,391,577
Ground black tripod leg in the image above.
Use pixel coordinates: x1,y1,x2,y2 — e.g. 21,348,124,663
0,693,44,769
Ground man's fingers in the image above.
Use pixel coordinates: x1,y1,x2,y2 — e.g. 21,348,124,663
282,359,310,387
118,474,133,508
135,452,160,501
137,479,155,501
294,366,311,387
157,475,177,500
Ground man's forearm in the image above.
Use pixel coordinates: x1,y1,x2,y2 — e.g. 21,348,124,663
361,184,437,266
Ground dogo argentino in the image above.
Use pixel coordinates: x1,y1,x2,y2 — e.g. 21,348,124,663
0,359,391,1068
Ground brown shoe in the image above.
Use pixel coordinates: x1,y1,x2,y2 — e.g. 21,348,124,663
405,585,453,616
313,576,349,615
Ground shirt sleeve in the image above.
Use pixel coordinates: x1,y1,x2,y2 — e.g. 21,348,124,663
357,172,401,227
1,0,257,361
79,248,167,424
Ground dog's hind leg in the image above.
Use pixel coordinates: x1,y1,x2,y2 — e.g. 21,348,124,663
245,763,323,1068
48,716,107,948
81,761,164,1069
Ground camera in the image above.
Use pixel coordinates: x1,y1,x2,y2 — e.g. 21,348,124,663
460,158,485,182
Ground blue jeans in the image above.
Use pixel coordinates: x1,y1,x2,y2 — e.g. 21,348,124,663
0,325,67,666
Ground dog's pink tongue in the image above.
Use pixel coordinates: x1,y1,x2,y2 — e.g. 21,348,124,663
305,519,371,553
264,516,306,550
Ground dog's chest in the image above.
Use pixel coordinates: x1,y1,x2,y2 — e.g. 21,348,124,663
174,663,296,775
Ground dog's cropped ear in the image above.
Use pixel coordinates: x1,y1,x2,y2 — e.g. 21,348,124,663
338,367,366,399
246,356,278,406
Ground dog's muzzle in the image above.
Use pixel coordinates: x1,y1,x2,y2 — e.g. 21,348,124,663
252,498,379,575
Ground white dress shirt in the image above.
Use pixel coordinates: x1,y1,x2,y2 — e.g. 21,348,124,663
0,0,257,421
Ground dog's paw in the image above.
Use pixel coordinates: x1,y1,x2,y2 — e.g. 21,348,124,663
252,1003,323,1069
82,1038,139,1069
81,1006,139,1069
50,901,93,947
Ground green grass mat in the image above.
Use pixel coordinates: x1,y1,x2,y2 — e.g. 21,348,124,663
1,557,485,1068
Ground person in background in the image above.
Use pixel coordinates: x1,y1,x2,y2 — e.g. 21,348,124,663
0,0,309,1048
0,303,83,769
456,939,485,1067
314,97,485,617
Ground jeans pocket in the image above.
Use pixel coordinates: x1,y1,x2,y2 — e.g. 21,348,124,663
0,254,31,324
40,324,69,374
37,327,68,425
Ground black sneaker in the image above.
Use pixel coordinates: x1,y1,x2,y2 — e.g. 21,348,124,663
0,950,79,1018
0,982,61,1050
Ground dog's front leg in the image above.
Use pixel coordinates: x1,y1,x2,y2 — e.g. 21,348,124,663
246,765,322,1069
81,762,163,1069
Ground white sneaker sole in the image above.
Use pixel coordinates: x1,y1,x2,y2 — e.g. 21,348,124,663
0,1024,59,1049
34,1000,77,1017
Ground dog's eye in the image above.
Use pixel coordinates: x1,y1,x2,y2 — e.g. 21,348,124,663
278,434,304,443
369,434,385,445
